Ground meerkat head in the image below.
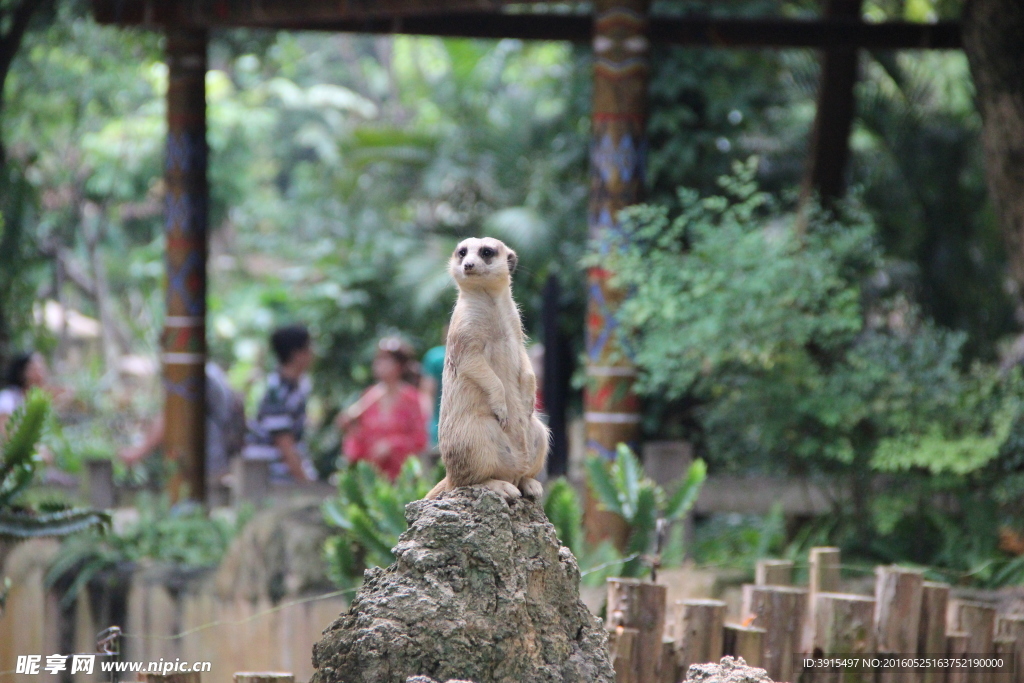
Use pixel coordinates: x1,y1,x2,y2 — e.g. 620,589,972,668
450,237,518,290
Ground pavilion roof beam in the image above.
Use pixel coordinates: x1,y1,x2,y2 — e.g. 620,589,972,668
91,3,962,50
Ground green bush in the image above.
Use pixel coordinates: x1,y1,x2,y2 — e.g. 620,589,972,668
46,495,249,608
589,160,1024,580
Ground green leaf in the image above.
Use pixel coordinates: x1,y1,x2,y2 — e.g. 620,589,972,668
664,459,707,521
584,456,624,517
613,444,643,521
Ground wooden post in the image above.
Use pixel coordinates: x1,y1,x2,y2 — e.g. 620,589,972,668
675,599,726,673
86,458,115,508
233,674,295,683
993,638,1015,683
948,632,971,683
810,547,842,594
742,584,808,683
661,638,680,683
138,674,201,683
810,593,876,683
756,559,794,586
164,27,208,504
949,601,996,683
724,623,766,668
806,547,842,651
919,583,951,683
798,0,863,208
875,566,924,683
583,0,651,546
996,616,1024,683
607,579,667,683
608,626,640,683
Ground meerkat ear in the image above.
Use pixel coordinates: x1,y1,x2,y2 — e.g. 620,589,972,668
506,249,518,276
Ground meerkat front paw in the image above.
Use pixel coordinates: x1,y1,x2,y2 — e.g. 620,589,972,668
492,403,509,430
518,477,543,499
482,478,522,502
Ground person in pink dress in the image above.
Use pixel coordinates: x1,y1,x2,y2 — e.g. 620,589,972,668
337,337,427,480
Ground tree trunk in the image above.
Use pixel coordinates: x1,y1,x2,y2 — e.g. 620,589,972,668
962,0,1024,294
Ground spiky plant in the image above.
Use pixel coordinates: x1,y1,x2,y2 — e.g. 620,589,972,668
585,443,707,577
0,389,110,612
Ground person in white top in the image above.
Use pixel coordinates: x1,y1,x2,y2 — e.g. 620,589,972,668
0,351,50,437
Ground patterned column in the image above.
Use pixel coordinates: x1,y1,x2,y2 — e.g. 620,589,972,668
163,28,208,503
584,0,651,462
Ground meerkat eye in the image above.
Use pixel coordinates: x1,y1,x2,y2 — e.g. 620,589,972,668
480,247,495,258
457,247,468,258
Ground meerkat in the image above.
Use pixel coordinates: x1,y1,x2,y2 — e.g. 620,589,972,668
425,237,550,502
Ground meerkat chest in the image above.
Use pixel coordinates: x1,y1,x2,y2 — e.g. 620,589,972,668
466,298,522,377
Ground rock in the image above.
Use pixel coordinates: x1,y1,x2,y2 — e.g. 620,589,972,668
311,487,615,683
685,657,775,683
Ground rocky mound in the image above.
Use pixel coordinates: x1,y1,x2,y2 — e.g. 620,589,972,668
686,657,774,683
310,486,615,683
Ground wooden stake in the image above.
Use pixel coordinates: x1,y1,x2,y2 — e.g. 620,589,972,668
757,559,794,586
919,583,951,683
810,593,876,683
661,637,680,683
949,601,996,683
806,547,842,652
233,675,295,683
875,566,924,683
996,616,1024,683
742,584,808,683
675,599,726,673
608,626,640,683
607,579,668,683
724,623,766,668
810,547,842,594
138,674,200,683
993,638,1015,683
948,632,971,683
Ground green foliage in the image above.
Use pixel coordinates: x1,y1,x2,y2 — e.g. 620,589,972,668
691,506,787,574
543,477,582,557
0,389,109,540
322,458,437,588
594,161,1016,478
46,495,249,608
585,444,707,577
592,163,1024,579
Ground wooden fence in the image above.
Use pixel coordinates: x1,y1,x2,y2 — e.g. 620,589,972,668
606,547,1024,683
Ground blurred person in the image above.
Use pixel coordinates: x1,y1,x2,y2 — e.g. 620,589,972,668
419,327,447,450
0,351,65,437
337,337,427,480
118,361,244,486
242,324,316,483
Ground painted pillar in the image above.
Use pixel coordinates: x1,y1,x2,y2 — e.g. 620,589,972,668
163,28,208,503
584,0,651,547
584,0,651,461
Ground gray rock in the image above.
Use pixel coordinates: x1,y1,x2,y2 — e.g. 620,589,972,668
685,657,775,683
311,487,615,683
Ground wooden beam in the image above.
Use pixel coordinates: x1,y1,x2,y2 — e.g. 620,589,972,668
92,2,962,51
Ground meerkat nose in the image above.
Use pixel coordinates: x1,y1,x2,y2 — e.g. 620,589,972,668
464,262,475,272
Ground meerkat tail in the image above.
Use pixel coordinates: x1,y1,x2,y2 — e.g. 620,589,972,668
425,476,452,500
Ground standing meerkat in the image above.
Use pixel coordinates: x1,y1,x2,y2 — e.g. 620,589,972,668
426,237,550,502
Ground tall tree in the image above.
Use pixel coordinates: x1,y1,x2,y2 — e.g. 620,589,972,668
962,0,1024,295
0,0,51,165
